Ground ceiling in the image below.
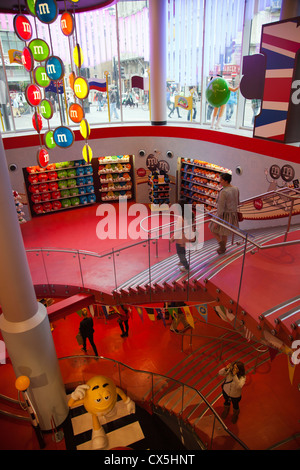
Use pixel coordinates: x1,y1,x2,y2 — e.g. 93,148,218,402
0,0,115,14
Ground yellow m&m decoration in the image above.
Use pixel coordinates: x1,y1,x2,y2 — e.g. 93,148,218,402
73,77,89,100
73,44,83,68
80,119,90,139
82,144,93,163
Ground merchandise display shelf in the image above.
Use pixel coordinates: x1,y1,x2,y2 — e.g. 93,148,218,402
180,157,231,212
24,159,96,216
97,155,134,202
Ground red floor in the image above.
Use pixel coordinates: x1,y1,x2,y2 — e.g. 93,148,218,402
0,204,299,450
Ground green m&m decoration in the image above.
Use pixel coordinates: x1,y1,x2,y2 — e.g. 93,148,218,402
33,65,51,88
40,99,53,120
29,38,50,62
44,130,56,149
26,0,37,16
205,77,230,108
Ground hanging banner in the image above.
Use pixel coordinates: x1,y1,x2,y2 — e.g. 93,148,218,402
134,306,144,322
181,306,194,328
101,305,110,318
287,355,296,385
268,347,279,362
145,308,155,321
156,308,166,327
196,304,208,322
214,305,235,322
168,307,178,320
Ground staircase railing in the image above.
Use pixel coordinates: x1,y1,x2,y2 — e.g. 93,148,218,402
57,354,250,450
24,192,300,327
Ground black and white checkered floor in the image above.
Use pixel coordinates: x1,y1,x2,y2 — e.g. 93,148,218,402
63,395,186,451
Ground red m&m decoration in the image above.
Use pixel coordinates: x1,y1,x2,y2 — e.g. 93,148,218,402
26,84,42,107
32,112,43,132
37,147,50,168
22,47,34,72
14,14,33,41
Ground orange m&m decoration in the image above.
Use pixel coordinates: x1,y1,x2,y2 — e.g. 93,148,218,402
69,103,84,123
61,11,74,36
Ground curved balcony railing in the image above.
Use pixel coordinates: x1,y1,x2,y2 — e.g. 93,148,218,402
25,190,300,308
57,354,249,450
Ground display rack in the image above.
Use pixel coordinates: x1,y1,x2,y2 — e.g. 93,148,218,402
179,157,231,212
98,155,134,202
148,170,170,206
24,159,96,217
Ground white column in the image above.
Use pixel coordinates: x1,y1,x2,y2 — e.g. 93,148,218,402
0,137,68,431
149,0,167,125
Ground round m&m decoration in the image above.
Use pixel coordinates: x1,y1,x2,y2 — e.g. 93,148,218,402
22,47,34,72
37,147,50,168
40,99,53,120
14,14,33,41
35,0,58,24
61,12,74,36
26,84,42,107
46,56,64,81
73,77,89,100
69,103,84,123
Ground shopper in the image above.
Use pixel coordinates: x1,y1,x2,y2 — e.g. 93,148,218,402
110,88,119,119
117,304,130,338
168,87,182,118
209,172,240,254
79,308,99,356
218,362,246,423
187,86,198,121
171,200,196,272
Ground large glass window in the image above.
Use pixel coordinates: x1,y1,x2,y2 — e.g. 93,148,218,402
242,0,282,127
0,0,283,134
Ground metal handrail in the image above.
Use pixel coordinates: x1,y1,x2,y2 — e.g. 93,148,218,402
58,354,250,450
25,188,300,259
179,318,269,355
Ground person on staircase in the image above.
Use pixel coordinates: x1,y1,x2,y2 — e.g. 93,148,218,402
171,199,196,272
117,304,130,338
79,308,99,356
219,361,246,423
209,172,240,254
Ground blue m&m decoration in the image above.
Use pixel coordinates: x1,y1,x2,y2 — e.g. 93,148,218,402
53,126,74,148
46,56,64,81
35,0,58,24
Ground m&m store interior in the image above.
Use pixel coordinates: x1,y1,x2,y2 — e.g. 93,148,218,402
0,0,300,453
